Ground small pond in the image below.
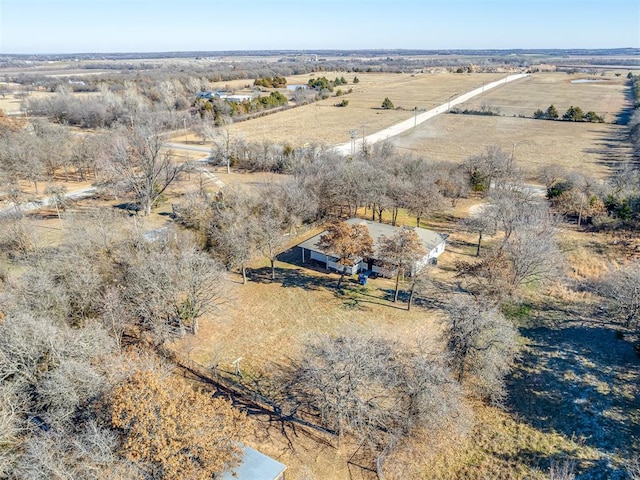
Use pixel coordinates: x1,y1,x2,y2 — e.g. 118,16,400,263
571,79,609,84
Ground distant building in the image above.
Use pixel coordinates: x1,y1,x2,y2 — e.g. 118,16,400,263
297,218,447,276
195,91,253,102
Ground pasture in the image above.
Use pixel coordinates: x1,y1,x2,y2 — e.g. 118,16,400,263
391,72,633,179
198,72,507,146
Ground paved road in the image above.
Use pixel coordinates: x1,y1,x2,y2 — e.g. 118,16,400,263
164,143,211,153
334,73,530,155
0,185,97,218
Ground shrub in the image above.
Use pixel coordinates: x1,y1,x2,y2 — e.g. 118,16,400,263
381,97,394,109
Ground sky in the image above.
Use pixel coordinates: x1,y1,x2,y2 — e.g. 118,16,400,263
0,0,638,54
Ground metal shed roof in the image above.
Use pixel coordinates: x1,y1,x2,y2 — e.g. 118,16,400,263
220,446,286,480
297,218,446,256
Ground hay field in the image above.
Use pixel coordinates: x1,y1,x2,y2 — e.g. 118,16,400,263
391,72,632,179
223,72,506,146
456,72,628,120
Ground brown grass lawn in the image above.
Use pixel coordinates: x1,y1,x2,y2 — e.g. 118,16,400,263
170,210,639,479
172,252,445,374
391,72,632,179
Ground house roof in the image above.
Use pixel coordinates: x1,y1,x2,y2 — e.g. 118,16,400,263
297,218,446,257
220,446,286,480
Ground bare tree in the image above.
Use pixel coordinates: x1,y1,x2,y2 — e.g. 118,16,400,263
463,145,518,194
595,261,640,329
460,210,497,257
255,196,290,281
107,120,185,216
401,159,444,228
442,294,518,402
207,188,259,284
378,227,427,303
44,184,68,230
122,236,226,341
208,117,236,174
285,333,467,474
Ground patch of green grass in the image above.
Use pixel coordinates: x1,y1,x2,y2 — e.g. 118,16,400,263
501,302,533,322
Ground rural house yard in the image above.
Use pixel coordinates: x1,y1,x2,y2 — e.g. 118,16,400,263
0,45,639,480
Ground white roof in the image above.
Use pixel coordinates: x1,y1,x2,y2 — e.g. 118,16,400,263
220,446,286,480
298,218,446,257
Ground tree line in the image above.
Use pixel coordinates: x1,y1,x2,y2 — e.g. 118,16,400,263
533,104,604,123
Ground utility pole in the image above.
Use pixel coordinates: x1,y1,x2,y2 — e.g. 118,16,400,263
414,106,417,129
350,129,357,156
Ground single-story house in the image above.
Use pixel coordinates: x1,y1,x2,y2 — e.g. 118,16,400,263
195,91,254,103
220,446,286,480
195,90,228,100
297,218,447,276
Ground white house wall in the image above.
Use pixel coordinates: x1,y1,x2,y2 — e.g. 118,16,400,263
310,250,327,263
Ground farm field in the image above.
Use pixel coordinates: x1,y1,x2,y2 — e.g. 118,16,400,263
206,72,507,146
391,72,633,178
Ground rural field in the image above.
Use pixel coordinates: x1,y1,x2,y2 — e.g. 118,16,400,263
164,68,638,478
391,72,634,178
199,72,507,146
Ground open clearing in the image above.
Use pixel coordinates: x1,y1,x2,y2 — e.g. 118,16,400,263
454,72,629,120
391,72,633,179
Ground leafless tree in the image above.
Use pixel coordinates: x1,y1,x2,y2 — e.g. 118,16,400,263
463,145,518,194
486,186,547,247
121,235,226,340
285,333,467,475
254,195,291,281
595,261,640,329
401,159,445,228
106,119,186,216
442,294,518,402
460,210,497,257
0,313,116,432
378,227,427,303
208,117,236,174
548,459,577,480
206,188,259,284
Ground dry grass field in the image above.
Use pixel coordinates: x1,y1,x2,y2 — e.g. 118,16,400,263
391,72,633,179
456,72,629,120
212,72,506,146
